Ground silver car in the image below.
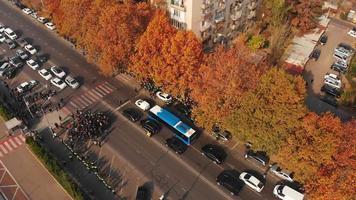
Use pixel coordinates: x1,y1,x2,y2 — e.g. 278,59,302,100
269,164,294,182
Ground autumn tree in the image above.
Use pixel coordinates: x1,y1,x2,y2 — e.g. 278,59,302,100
304,119,356,200
288,0,323,34
225,68,306,154
130,10,176,80
275,112,343,185
190,42,268,129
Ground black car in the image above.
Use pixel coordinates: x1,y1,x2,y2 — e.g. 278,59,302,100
140,119,161,136
244,150,269,166
216,170,244,196
5,39,16,49
320,34,328,45
310,49,321,61
165,136,188,154
135,186,149,200
321,84,342,98
320,95,338,107
34,54,48,64
122,108,142,122
3,67,18,79
201,144,226,164
9,56,23,68
331,63,347,74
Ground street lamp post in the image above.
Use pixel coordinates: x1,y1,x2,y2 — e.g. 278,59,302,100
40,97,56,138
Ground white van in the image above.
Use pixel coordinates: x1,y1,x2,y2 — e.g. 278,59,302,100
4,28,17,40
273,185,304,200
334,51,348,63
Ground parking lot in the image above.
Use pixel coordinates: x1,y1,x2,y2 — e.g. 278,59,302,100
304,18,356,121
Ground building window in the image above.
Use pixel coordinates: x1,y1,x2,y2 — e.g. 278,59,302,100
171,19,187,30
171,0,183,7
173,9,180,17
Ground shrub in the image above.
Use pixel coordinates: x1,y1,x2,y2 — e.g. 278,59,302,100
0,105,11,120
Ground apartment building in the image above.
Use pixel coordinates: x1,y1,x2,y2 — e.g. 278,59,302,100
166,0,260,48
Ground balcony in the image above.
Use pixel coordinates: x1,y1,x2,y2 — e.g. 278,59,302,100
170,0,186,11
230,10,242,21
202,4,214,16
247,10,256,19
200,21,212,32
201,0,213,9
248,2,257,10
217,1,226,11
214,11,225,23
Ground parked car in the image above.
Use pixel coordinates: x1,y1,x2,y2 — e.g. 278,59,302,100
320,95,338,107
201,144,226,164
338,43,354,53
216,170,244,196
24,44,37,55
156,91,173,103
5,39,16,49
122,108,142,122
165,136,188,154
135,99,151,111
45,22,56,30
309,49,321,61
4,28,17,40
17,38,29,47
348,27,356,38
0,33,5,43
140,119,161,136
37,17,48,24
321,84,342,98
22,8,33,15
324,78,342,90
3,67,19,79
269,164,294,182
16,49,28,60
38,68,53,80
273,184,304,200
0,24,5,33
9,56,23,68
30,12,38,19
0,62,10,76
16,80,38,93
34,54,48,63
211,125,232,141
50,77,67,90
26,59,39,70
239,172,264,192
244,150,269,166
319,34,328,45
65,76,80,89
50,66,66,78
331,62,348,74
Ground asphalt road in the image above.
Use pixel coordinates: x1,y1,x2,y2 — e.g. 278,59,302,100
0,1,285,199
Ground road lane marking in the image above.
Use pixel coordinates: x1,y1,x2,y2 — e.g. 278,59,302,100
4,142,12,151
14,137,22,145
83,93,96,103
75,98,89,108
88,91,100,100
19,135,25,142
0,151,3,157
94,87,107,96
80,94,93,105
97,85,111,94
9,139,17,148
0,145,8,154
104,82,116,90
92,88,103,98
70,101,79,108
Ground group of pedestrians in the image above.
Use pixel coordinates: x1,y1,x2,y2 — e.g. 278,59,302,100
67,110,110,144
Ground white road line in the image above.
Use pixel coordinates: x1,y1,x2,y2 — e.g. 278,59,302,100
80,95,93,105
0,151,3,157
70,101,79,108
88,91,100,100
83,93,96,103
14,137,22,145
75,98,89,108
94,87,107,96
8,139,17,148
4,142,13,151
104,82,116,90
92,88,104,98
97,85,111,94
101,84,114,92
0,145,7,154
61,107,71,116
19,135,26,142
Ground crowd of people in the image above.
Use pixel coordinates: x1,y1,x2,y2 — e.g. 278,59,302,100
66,110,110,144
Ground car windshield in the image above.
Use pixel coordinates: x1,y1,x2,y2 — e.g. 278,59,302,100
244,174,251,179
57,80,64,84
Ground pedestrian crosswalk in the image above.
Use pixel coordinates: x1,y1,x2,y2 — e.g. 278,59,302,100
0,135,26,157
61,82,115,115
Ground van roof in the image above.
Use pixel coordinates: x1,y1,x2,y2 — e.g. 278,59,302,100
282,185,304,200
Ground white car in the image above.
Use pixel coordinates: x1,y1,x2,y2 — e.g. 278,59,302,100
16,80,38,93
156,91,173,103
4,28,17,40
38,68,52,80
65,76,80,89
22,8,33,15
0,34,5,43
45,22,56,30
135,99,151,111
37,17,48,24
324,78,342,89
348,28,356,38
50,77,67,90
273,185,304,200
24,44,37,55
50,66,66,78
269,164,294,182
239,172,264,192
0,24,5,33
324,73,340,82
30,12,38,19
26,59,39,70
